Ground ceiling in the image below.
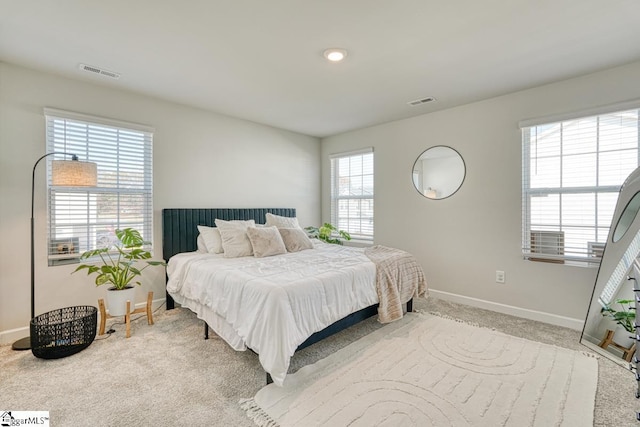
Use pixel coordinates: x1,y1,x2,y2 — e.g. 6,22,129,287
2,1,640,138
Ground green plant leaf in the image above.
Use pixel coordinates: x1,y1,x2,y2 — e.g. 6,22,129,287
95,274,109,286
128,248,152,259
116,228,145,248
100,265,116,274
79,248,109,260
602,300,637,332
73,264,100,275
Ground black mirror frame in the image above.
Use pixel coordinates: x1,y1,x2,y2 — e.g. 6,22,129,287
411,145,466,200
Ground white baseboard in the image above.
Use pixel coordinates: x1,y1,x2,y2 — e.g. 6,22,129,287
0,298,166,346
429,289,584,331
0,326,31,347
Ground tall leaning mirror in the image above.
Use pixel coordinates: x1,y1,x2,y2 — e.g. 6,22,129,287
412,146,465,199
581,166,640,367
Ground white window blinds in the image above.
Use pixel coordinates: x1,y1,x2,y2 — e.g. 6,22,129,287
45,109,154,265
330,148,374,240
521,108,639,264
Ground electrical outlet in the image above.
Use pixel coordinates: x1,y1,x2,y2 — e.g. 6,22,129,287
496,270,505,284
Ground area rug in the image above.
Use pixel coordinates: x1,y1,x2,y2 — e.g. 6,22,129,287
241,313,598,427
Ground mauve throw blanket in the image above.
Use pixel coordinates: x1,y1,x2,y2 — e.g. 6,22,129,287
364,245,427,323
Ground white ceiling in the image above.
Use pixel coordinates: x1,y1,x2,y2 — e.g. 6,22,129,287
2,1,640,138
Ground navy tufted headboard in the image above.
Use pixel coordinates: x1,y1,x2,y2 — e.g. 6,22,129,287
162,208,296,261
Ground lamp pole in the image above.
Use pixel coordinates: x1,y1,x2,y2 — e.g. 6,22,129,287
12,152,85,351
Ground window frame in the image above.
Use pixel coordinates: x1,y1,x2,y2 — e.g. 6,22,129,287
520,104,640,265
45,108,154,265
329,148,374,242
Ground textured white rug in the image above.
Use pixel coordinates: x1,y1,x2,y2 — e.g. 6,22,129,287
242,313,598,427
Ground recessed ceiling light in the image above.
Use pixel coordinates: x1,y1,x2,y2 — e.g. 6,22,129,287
323,48,348,62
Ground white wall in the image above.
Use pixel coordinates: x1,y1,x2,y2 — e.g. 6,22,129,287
321,60,640,328
0,62,320,343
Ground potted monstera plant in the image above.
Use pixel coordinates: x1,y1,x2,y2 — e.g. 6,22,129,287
73,228,165,316
304,223,351,245
602,299,636,348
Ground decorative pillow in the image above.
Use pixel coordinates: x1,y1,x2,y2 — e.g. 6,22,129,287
246,226,287,258
279,227,314,252
265,213,301,229
197,225,224,254
215,219,256,258
196,234,207,252
214,219,256,229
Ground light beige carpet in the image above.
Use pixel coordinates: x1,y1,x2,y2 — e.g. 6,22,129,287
242,313,598,427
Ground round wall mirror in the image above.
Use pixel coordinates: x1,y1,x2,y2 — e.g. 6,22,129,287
412,146,465,200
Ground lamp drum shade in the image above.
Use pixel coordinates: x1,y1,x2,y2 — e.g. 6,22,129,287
52,159,97,187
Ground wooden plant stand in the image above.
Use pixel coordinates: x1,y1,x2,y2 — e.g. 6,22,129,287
98,291,154,338
599,329,636,362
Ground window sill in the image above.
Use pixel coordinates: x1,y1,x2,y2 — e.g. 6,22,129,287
525,257,600,269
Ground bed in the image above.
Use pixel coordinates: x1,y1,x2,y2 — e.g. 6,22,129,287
162,208,426,386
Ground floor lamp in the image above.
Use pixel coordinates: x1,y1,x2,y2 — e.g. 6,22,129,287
12,153,97,351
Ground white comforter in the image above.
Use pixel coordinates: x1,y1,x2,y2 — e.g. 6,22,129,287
166,242,377,386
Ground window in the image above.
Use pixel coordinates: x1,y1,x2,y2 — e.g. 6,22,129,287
521,107,639,264
45,108,154,265
330,148,374,241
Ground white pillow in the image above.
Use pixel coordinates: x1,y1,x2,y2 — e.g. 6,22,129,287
197,225,224,254
246,226,287,258
215,219,256,258
265,213,301,229
278,227,314,252
196,234,207,253
214,219,256,229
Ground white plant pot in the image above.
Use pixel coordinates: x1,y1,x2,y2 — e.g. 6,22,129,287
613,325,635,349
106,286,136,317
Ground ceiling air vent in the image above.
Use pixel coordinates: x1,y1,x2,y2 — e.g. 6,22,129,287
79,63,121,79
407,97,436,106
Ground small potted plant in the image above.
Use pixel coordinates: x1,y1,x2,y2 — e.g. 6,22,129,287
304,223,351,245
73,228,165,316
602,299,636,348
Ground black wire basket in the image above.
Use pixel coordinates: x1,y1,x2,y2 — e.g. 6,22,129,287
30,306,98,359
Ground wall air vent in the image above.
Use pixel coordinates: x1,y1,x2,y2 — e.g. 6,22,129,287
79,63,121,79
407,97,436,106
